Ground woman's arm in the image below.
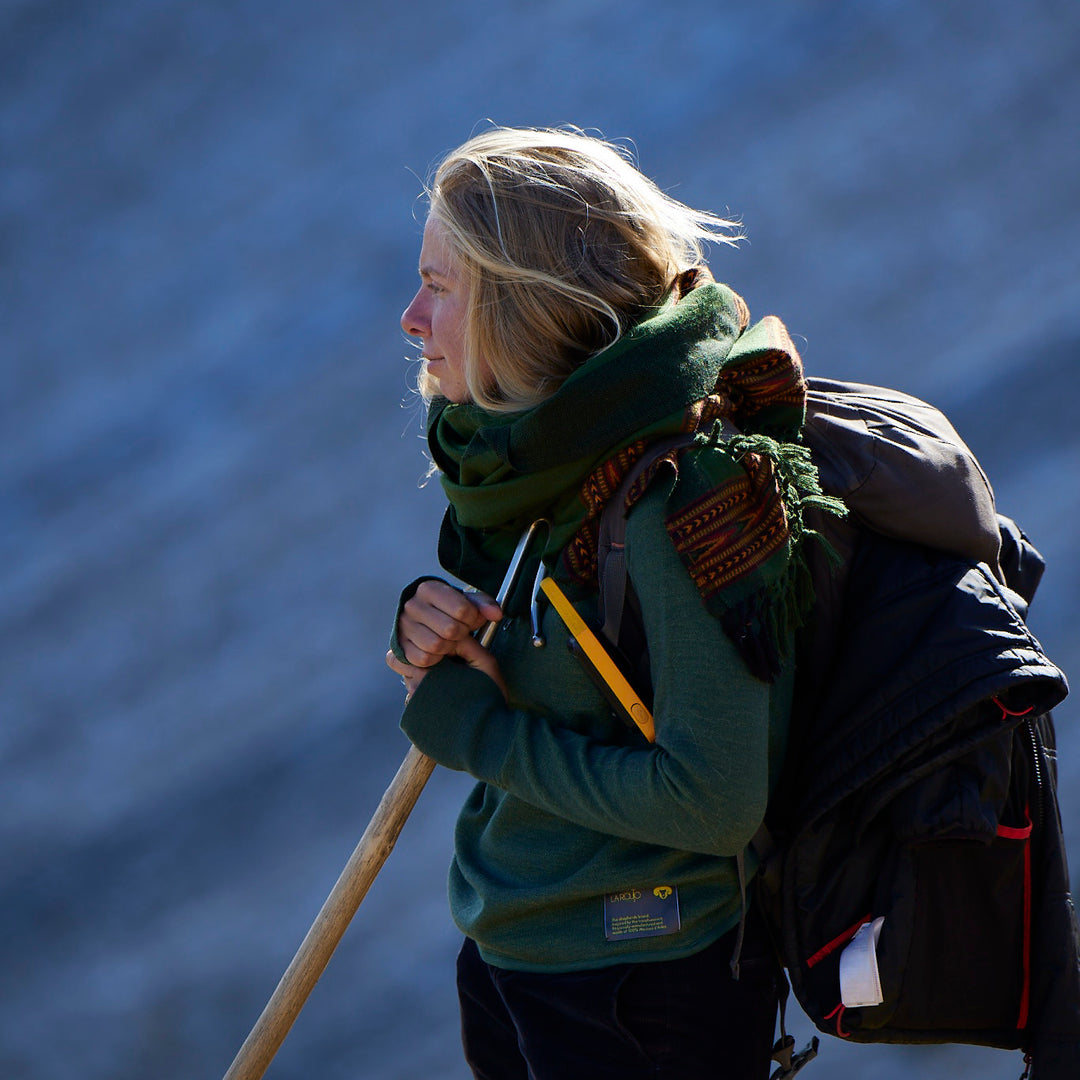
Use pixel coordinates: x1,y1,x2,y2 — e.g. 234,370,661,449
399,484,781,856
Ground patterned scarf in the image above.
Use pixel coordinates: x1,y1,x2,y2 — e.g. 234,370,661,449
427,271,845,680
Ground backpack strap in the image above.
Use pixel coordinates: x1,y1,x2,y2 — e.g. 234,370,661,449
596,434,693,651
596,418,744,687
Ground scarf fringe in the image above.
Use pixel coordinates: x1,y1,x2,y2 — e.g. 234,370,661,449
719,432,847,680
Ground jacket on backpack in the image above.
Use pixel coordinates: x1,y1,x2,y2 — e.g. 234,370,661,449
763,506,1077,1073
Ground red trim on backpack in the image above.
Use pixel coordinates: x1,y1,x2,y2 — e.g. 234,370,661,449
993,696,1035,722
1017,807,1033,1030
996,821,1033,841
824,1002,851,1038
994,807,1033,1028
806,914,873,970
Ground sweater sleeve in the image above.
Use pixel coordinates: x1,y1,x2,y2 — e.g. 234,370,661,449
399,483,779,856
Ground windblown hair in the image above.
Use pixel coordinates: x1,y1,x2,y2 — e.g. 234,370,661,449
416,126,744,413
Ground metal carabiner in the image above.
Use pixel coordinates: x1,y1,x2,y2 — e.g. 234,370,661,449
477,519,551,649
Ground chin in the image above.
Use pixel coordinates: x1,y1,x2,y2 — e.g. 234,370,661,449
437,381,470,404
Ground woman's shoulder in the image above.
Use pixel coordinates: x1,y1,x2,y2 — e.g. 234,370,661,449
622,468,675,552
621,476,692,596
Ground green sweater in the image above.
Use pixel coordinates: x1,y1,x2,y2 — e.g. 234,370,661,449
400,481,793,973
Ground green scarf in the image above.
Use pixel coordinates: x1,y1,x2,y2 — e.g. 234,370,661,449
427,273,845,680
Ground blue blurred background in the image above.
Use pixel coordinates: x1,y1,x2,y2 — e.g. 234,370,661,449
3,1,1078,1077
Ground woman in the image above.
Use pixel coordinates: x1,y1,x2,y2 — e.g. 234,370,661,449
386,126,831,1080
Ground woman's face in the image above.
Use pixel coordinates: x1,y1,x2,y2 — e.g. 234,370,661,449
401,216,473,404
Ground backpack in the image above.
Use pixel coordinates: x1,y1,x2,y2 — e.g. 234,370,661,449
594,378,1077,1077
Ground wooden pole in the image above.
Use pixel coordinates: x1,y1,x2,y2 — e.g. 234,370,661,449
222,744,436,1080
222,519,548,1080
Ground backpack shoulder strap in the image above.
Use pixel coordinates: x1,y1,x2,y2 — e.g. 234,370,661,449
596,434,693,649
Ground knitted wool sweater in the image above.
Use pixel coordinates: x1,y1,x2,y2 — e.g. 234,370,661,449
399,479,793,972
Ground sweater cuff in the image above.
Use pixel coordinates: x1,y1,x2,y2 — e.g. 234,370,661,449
399,659,516,779
388,575,448,664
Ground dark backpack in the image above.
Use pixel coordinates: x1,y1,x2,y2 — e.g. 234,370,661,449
595,378,1077,1077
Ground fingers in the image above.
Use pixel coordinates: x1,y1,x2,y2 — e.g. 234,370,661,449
459,588,503,624
387,644,506,702
386,650,425,700
386,650,411,678
391,579,508,701
418,579,501,628
398,581,502,668
449,634,497,669
455,640,508,698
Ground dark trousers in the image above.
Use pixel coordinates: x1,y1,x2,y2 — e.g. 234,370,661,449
457,911,780,1080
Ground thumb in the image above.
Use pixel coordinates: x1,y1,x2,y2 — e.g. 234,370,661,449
464,589,503,624
453,636,508,698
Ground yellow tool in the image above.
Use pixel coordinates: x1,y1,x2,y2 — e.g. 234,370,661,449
539,575,655,743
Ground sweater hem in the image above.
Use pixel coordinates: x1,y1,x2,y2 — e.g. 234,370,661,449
470,912,743,974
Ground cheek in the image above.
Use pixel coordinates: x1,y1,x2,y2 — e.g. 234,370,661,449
441,301,469,355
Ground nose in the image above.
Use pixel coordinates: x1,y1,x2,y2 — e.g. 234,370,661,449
401,289,429,339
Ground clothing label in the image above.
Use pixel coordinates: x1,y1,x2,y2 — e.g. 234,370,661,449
839,916,885,1007
603,886,681,941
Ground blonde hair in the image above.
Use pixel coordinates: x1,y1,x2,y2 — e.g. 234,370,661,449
417,126,744,413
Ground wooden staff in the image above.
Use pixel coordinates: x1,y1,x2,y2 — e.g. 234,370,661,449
222,743,436,1080
222,521,548,1080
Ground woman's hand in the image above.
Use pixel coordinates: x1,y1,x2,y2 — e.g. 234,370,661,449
387,580,506,699
398,580,502,667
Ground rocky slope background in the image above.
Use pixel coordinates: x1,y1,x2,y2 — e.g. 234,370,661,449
2,1,1078,1077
